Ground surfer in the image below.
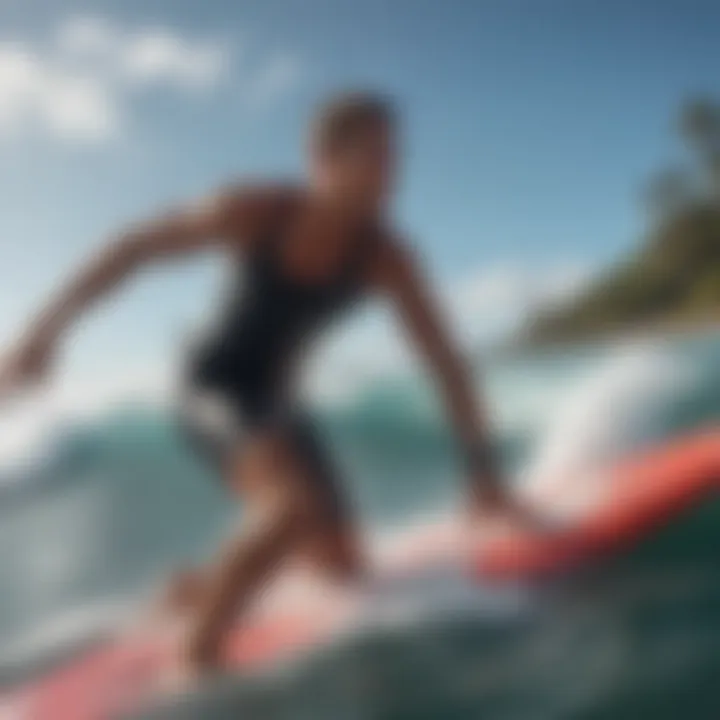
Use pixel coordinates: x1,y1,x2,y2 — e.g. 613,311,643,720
0,92,534,676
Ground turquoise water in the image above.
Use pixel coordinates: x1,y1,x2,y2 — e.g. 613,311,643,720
0,331,718,718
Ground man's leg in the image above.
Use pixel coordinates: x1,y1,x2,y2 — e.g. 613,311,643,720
287,416,365,583
182,428,358,674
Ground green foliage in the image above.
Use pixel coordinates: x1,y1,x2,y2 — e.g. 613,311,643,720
523,99,720,345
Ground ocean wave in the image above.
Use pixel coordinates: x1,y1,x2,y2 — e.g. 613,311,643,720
0,333,717,694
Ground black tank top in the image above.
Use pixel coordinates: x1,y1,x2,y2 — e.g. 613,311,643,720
189,200,380,419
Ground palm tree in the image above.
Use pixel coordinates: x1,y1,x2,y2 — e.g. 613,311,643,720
680,98,720,199
644,166,693,221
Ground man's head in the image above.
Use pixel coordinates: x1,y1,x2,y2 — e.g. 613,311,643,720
309,91,397,213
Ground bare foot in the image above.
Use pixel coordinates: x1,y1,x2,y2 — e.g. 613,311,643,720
471,488,559,535
149,627,209,701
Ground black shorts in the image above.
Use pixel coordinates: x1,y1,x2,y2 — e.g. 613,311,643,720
176,383,348,522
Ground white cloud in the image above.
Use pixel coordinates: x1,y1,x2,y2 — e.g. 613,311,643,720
0,44,117,141
448,261,592,344
58,17,230,92
0,46,41,130
245,53,304,109
120,31,228,90
0,16,301,144
56,16,118,58
39,74,117,141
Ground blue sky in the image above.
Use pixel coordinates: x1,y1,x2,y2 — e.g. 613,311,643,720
1,0,719,396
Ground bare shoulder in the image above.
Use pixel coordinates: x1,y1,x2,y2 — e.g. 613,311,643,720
211,179,302,237
367,226,422,292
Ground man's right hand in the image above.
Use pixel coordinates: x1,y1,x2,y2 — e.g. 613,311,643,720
0,330,57,402
469,475,556,534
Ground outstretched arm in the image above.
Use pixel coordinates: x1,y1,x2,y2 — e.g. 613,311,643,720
372,238,514,515
0,184,284,397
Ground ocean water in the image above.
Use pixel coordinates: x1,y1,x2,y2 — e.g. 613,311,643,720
0,331,719,719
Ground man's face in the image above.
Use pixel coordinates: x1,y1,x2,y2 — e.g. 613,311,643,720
313,124,396,211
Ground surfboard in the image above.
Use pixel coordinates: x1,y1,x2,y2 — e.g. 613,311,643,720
0,429,717,720
476,428,719,577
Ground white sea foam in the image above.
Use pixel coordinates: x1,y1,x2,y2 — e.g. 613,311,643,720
522,340,697,510
0,365,173,475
